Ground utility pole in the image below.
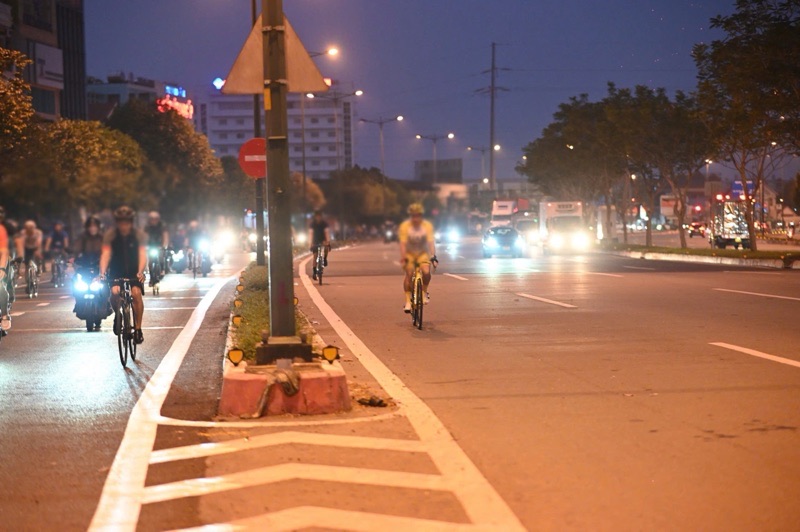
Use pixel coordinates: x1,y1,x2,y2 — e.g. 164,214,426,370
476,42,508,193
251,0,266,266
260,0,311,363
360,115,403,217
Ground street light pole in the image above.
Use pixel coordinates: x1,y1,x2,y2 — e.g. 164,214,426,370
360,115,403,217
416,132,454,185
250,0,266,266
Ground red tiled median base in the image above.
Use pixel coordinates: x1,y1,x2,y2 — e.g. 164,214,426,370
218,364,351,418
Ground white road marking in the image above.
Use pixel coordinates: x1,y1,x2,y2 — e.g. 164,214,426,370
516,292,577,309
36,302,50,307
144,307,198,311
623,265,655,271
710,342,800,369
443,273,469,281
89,275,232,531
149,431,426,464
12,326,185,333
174,506,476,532
153,410,403,429
714,288,800,303
10,312,25,317
722,271,781,275
300,256,524,530
152,296,204,300
143,463,451,505
60,295,70,299
585,272,623,278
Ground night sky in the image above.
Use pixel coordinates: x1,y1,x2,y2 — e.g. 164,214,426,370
85,0,735,182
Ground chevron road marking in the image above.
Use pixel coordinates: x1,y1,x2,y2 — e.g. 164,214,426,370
174,506,481,532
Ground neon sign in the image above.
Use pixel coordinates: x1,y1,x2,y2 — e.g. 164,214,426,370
157,94,194,120
165,84,186,98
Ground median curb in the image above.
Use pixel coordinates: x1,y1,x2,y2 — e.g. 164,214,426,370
217,254,352,419
610,250,788,269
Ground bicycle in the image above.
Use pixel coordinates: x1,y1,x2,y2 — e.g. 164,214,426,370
312,244,325,285
112,278,137,367
24,259,39,299
0,259,19,342
51,252,67,288
148,247,162,295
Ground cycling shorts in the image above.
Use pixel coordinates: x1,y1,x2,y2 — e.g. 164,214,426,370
404,252,431,272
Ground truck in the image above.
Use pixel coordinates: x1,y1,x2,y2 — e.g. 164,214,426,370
708,199,751,249
539,201,591,254
490,200,517,227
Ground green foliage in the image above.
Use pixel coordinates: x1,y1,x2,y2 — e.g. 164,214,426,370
327,166,402,223
0,48,34,174
291,171,326,213
107,99,223,221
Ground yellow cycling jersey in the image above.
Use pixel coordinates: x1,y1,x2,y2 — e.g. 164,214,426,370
398,219,434,255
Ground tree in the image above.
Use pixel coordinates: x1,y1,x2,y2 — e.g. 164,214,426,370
0,48,35,185
107,100,222,221
290,172,326,214
325,166,400,225
694,0,799,250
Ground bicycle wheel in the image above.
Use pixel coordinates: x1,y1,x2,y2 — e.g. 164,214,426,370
129,306,137,361
118,306,128,367
414,276,424,330
317,254,324,285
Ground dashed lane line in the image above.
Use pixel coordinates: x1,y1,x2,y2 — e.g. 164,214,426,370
585,272,623,278
36,302,50,307
710,342,800,369
443,273,469,281
300,256,525,530
10,311,25,317
516,292,577,309
89,274,232,531
623,265,656,271
714,288,800,303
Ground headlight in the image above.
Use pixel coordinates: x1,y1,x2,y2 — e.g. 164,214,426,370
434,231,442,241
385,230,393,238
74,279,89,292
199,239,210,252
248,233,257,244
89,281,103,292
571,232,590,250
216,230,234,248
295,232,308,245
447,229,460,243
527,230,539,243
149,248,159,258
549,234,565,249
515,236,525,248
174,250,185,261
485,237,499,248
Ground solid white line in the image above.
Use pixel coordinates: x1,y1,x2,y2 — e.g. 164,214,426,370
516,292,577,309
443,273,469,281
172,506,475,532
714,288,800,303
88,275,232,531
299,256,524,530
585,272,623,278
149,431,425,464
623,265,655,271
722,271,781,275
142,463,450,505
36,302,50,307
710,342,800,369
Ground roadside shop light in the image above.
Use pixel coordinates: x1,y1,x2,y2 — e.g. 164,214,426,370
227,348,244,366
322,345,340,364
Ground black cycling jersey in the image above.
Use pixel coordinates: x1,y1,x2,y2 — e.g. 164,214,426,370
309,219,329,246
145,222,166,247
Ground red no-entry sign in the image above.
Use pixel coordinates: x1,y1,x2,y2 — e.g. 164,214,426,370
238,138,267,178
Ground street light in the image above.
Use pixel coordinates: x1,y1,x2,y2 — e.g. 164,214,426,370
307,87,364,239
360,115,404,217
467,146,491,186
416,132,455,184
299,47,338,219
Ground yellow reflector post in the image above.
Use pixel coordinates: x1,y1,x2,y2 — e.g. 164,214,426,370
322,345,340,364
236,284,245,293
233,298,243,308
232,315,244,326
227,348,244,366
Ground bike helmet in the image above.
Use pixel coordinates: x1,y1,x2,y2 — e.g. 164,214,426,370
113,206,135,221
148,211,161,221
23,220,36,230
407,203,424,215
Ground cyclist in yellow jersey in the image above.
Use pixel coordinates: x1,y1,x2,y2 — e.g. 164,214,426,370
398,203,438,313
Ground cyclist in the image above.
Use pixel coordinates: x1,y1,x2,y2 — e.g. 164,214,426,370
0,206,12,332
184,220,208,274
308,210,330,280
99,206,147,345
398,203,438,313
45,220,70,284
16,220,43,290
144,211,169,280
75,216,104,270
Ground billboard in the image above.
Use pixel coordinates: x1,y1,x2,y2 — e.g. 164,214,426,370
34,43,64,90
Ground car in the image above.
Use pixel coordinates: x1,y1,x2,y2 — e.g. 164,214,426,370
685,222,706,238
435,226,462,244
514,218,539,244
482,226,525,258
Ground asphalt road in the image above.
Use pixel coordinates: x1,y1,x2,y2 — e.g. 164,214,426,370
0,256,246,531
306,237,800,530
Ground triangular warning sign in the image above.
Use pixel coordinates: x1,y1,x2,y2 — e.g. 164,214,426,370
222,14,330,94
